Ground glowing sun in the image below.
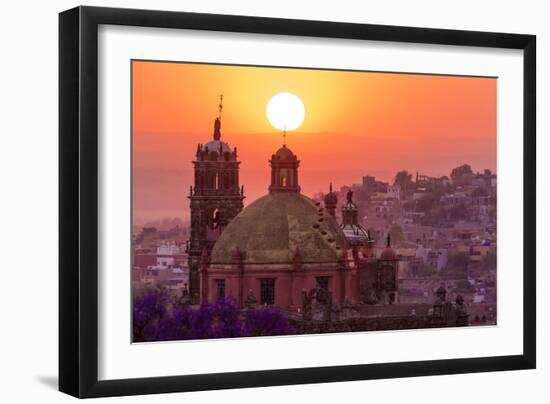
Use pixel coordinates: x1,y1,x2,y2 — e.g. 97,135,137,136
266,92,305,132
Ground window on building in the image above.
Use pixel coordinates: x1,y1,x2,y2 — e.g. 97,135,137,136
214,173,219,190
215,279,225,300
316,276,330,291
382,265,396,290
260,279,275,305
224,172,230,189
212,209,220,229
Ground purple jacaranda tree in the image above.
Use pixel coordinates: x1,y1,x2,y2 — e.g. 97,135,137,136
243,305,291,336
183,298,243,339
133,289,169,342
133,290,291,342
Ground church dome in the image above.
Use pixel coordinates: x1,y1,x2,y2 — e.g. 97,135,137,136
204,139,231,154
324,185,337,206
380,246,397,260
211,192,346,264
273,145,296,160
324,192,337,206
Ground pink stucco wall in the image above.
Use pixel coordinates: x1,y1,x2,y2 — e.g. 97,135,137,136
201,264,362,308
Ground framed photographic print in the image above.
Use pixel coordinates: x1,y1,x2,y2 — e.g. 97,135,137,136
59,6,536,398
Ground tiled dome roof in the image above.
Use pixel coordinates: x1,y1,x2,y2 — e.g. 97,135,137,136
204,139,231,154
273,145,297,160
211,193,346,264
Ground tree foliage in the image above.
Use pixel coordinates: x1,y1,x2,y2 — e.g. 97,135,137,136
451,164,473,179
416,262,436,277
389,224,404,245
447,251,470,272
133,291,292,342
450,164,474,186
394,170,414,196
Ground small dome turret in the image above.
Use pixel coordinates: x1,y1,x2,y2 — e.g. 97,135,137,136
324,183,338,206
380,233,397,260
324,183,338,219
269,145,301,194
274,145,297,161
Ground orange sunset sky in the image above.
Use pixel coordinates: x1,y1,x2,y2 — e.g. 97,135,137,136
132,61,496,225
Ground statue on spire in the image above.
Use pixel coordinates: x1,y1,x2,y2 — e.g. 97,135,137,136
213,118,221,140
346,189,354,204
213,94,223,140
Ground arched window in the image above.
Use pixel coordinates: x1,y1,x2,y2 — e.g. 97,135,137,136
383,265,396,290
281,175,287,186
224,172,230,189
214,173,219,190
212,209,221,229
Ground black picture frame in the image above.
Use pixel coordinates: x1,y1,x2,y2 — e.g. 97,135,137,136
59,5,536,398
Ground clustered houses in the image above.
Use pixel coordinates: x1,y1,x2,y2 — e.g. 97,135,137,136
133,241,190,294
314,163,496,318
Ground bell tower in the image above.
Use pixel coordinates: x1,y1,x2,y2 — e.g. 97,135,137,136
187,96,245,302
